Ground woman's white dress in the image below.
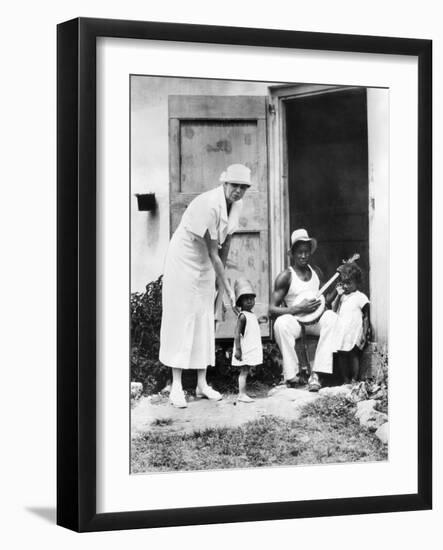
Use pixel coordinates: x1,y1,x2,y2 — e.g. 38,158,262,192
159,185,242,370
332,290,369,352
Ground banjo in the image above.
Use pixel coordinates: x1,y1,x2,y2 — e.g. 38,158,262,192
292,253,360,325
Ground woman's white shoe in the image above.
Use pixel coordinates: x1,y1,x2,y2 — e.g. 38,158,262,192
169,389,187,408
195,386,222,401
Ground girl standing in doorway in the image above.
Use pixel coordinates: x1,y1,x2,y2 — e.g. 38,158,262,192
331,262,371,384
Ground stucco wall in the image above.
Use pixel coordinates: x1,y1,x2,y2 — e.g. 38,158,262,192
131,76,274,292
367,89,389,345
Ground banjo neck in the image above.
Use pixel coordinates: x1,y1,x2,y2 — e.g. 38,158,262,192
292,253,360,325
316,272,340,298
316,252,360,298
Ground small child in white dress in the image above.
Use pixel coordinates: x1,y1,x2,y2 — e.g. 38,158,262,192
331,262,371,384
232,278,263,402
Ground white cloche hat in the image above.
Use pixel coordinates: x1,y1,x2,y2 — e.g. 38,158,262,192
219,164,252,186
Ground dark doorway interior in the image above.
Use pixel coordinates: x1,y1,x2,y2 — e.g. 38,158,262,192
286,88,369,295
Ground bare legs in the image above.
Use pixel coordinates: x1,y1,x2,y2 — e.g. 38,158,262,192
238,366,254,403
350,351,361,382
336,350,361,384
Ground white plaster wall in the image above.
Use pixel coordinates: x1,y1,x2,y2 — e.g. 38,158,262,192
131,76,274,291
367,89,389,345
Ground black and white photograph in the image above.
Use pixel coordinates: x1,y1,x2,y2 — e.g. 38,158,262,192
1,0,440,543
130,75,389,474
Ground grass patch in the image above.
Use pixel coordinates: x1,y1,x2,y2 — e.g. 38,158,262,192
151,418,174,427
131,396,387,473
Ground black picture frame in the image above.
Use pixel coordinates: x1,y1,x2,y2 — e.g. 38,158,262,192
57,17,432,532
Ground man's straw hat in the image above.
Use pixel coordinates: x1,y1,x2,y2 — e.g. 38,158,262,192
290,228,317,254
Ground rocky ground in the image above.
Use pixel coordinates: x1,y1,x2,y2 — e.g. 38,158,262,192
131,382,388,444
131,385,320,437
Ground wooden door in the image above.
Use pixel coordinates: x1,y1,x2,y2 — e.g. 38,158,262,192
168,95,270,338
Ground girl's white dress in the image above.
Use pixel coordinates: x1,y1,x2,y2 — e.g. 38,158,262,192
231,311,263,366
159,185,242,370
332,290,369,352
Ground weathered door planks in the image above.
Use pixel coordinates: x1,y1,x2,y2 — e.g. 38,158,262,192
168,95,270,338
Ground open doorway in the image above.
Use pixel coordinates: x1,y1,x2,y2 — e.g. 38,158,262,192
284,88,369,295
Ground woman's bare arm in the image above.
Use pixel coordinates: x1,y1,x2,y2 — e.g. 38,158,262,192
216,234,232,292
219,234,232,266
204,231,235,307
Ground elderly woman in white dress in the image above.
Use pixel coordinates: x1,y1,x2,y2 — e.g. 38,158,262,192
160,164,252,408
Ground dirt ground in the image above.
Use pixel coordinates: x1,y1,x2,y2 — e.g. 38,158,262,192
131,386,321,437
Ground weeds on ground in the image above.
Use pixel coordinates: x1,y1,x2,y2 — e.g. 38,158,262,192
130,277,283,395
131,396,387,473
371,344,388,414
301,395,355,425
151,418,174,427
131,277,170,395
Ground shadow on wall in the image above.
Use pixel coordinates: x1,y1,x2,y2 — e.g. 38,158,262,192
145,206,160,248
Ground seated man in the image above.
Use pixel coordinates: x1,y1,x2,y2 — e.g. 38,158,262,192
269,229,337,391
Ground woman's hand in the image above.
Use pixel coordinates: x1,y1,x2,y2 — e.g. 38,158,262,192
234,349,242,361
228,290,239,315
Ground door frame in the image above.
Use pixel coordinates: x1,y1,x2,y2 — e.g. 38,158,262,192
267,83,388,344
168,94,271,338
267,84,363,280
